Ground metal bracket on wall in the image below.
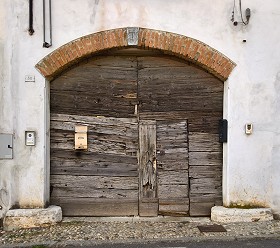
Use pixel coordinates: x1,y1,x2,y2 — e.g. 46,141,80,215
43,0,52,48
28,0,34,35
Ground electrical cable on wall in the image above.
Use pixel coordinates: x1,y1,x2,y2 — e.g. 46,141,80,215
231,0,251,26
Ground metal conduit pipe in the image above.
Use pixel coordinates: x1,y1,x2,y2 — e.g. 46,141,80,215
28,0,34,35
43,0,52,48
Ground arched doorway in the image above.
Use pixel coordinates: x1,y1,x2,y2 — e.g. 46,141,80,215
49,48,224,217
36,27,235,217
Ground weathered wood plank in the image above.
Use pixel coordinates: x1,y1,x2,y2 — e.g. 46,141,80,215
190,202,215,216
157,160,188,171
51,197,138,216
189,166,222,178
50,159,138,177
139,199,159,217
139,121,157,199
190,194,222,205
158,170,188,185
189,133,222,152
51,186,138,199
138,63,223,81
51,114,138,133
138,56,189,68
156,120,189,213
158,184,189,198
139,112,222,134
159,198,189,216
189,152,222,166
190,178,222,194
51,150,137,163
51,175,138,190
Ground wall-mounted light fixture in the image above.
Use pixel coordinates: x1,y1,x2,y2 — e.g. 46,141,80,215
231,0,251,26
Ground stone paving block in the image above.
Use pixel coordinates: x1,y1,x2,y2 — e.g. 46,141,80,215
211,206,274,223
3,205,62,231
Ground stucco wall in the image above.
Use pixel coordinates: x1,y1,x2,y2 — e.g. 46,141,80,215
0,0,280,217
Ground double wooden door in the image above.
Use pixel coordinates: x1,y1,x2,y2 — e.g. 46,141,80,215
50,52,223,216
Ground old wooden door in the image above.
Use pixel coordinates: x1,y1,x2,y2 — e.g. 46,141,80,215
138,120,189,217
50,56,139,216
50,50,223,217
137,55,223,216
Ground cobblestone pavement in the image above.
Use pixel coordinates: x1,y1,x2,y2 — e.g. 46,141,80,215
0,218,280,247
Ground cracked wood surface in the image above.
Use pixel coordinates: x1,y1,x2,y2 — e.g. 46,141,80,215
50,54,223,217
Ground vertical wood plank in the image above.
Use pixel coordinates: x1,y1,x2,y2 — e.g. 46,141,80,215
156,120,190,216
138,120,158,216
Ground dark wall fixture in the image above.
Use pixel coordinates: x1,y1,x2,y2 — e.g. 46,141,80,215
43,0,52,48
231,0,251,26
28,0,34,35
219,119,228,143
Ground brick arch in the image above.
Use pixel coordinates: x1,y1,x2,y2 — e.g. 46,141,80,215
35,27,236,81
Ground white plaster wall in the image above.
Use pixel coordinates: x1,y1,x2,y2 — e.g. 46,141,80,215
0,0,280,216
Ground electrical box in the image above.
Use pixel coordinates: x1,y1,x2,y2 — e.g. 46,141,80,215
219,119,228,143
245,123,253,135
0,134,13,159
75,126,88,150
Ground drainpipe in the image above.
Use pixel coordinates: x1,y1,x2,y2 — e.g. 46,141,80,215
43,0,52,48
28,0,34,35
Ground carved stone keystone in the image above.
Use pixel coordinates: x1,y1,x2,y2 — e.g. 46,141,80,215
127,27,139,46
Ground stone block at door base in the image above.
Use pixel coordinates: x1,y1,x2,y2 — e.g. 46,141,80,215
3,205,62,231
211,206,274,223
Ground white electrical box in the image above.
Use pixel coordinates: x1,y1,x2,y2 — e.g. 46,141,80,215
245,124,253,135
0,134,13,159
25,131,36,146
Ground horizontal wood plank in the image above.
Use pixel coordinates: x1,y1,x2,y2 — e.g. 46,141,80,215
158,184,189,198
158,170,188,185
189,152,222,166
51,159,138,177
139,199,159,217
189,166,222,179
51,175,138,189
189,132,222,152
159,198,189,216
51,197,138,216
51,186,138,199
190,202,215,216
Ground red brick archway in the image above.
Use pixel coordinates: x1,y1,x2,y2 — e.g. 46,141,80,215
35,27,235,81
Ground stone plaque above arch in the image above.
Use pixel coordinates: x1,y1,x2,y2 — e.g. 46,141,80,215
35,27,236,81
